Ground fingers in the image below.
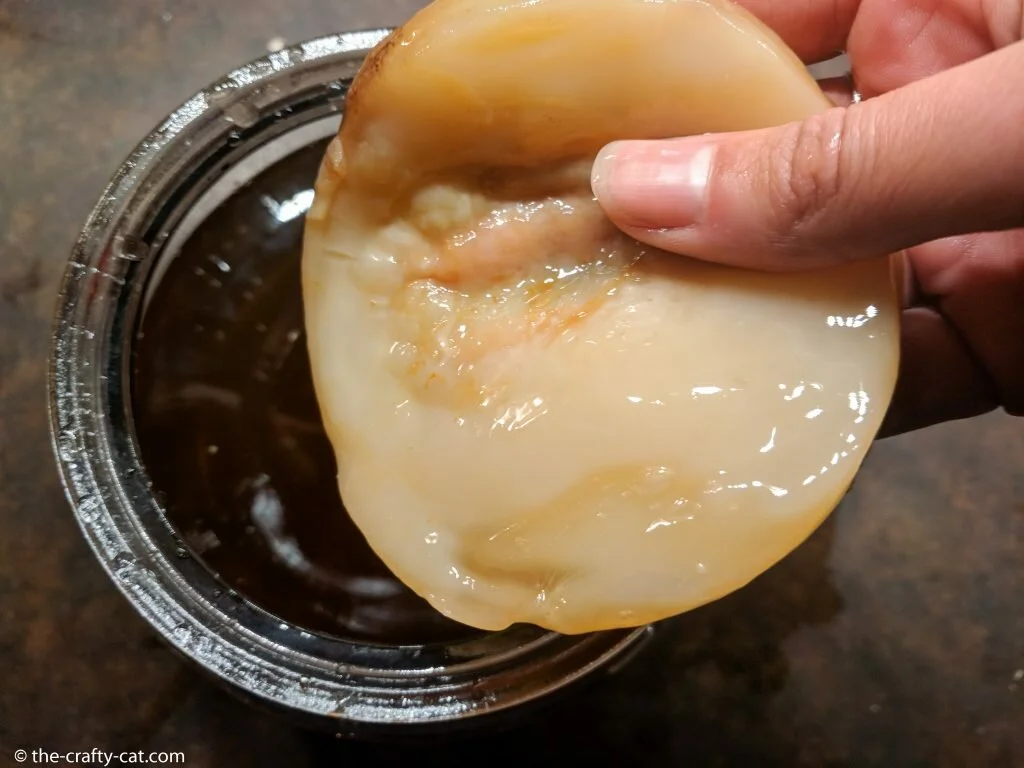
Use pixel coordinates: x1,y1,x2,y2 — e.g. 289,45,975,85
591,42,1024,271
911,230,1024,416
735,0,860,63
878,307,998,437
847,0,1004,97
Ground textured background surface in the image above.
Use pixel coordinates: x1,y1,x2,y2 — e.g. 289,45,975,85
1,1,1022,765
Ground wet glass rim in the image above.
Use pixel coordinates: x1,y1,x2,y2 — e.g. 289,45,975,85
46,29,651,735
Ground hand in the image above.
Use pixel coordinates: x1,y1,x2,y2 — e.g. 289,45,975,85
590,0,1024,436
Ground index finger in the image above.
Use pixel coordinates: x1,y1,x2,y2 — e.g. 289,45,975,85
737,0,861,63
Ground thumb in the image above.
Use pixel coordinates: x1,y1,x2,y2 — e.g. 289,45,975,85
591,41,1024,270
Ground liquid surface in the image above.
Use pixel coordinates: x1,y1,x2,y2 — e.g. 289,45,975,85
303,0,901,634
133,139,484,646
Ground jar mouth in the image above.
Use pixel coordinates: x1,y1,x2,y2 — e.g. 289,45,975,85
48,30,650,735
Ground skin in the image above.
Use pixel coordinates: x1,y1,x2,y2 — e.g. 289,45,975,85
591,0,1024,436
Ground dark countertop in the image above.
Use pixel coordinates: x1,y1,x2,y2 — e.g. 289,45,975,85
1,2,1022,765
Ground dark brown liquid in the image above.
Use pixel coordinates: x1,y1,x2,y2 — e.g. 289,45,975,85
132,139,483,646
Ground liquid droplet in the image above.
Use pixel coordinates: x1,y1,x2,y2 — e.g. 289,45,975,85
112,552,137,583
221,100,260,128
77,494,100,523
173,624,194,645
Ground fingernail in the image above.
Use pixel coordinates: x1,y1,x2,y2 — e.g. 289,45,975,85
591,139,714,229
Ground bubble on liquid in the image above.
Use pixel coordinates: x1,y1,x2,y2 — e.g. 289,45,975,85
209,255,231,273
227,131,243,147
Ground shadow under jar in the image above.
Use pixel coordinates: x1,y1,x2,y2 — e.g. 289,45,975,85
48,31,652,738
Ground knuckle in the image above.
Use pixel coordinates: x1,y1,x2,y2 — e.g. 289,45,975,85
765,108,852,243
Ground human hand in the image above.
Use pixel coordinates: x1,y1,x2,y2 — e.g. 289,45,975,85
590,0,1024,436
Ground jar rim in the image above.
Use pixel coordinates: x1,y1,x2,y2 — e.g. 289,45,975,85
47,29,650,735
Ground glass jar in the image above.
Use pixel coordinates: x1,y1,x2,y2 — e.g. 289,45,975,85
48,30,652,738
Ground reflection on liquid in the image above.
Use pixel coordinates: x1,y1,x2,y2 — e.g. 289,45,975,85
261,189,315,223
132,139,484,646
827,304,879,329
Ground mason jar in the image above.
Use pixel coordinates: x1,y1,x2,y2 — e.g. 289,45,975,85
48,30,653,739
